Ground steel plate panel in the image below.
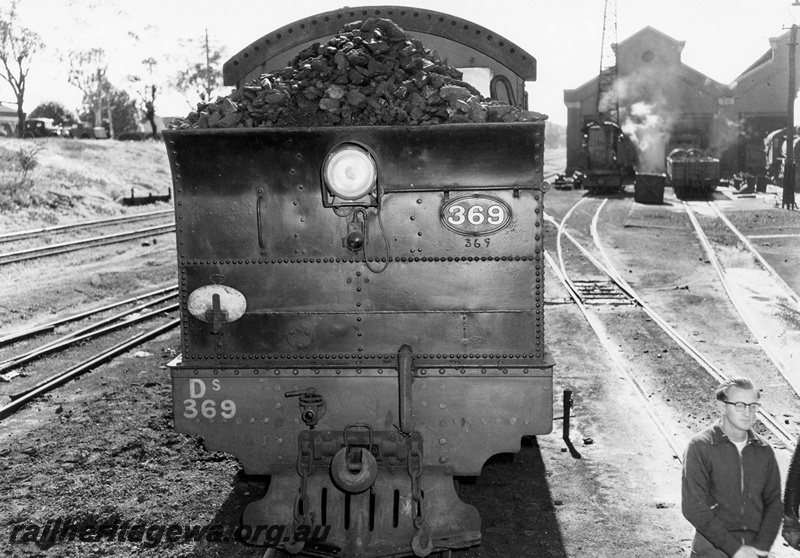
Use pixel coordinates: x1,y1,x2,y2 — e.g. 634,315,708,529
180,261,543,360
377,189,542,257
172,373,553,476
182,260,539,311
181,310,542,361
167,126,543,261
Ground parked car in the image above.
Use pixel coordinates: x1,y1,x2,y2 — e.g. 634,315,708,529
23,118,66,138
68,121,110,139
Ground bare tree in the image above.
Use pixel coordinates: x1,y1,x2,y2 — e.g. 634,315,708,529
129,57,159,137
65,48,121,137
67,48,106,122
0,0,44,137
173,29,225,106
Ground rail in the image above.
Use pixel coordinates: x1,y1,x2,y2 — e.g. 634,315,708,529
545,200,794,455
681,201,799,396
0,285,178,347
0,224,175,266
707,201,800,307
584,201,794,449
0,318,180,420
0,295,178,379
543,248,686,461
0,209,173,243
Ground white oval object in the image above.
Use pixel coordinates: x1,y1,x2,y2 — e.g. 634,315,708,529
324,144,377,200
187,284,247,323
441,195,512,236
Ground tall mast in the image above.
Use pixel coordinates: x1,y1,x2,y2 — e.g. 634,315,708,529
596,0,619,124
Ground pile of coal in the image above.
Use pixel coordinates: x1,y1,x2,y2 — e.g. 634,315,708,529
169,17,546,129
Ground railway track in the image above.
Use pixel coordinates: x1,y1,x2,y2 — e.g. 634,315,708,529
0,151,723,558
704,201,800,306
0,318,179,421
0,287,180,419
544,248,688,461
0,223,175,266
595,196,800,402
0,209,173,243
0,288,179,379
681,200,800,394
0,285,178,347
545,197,796,460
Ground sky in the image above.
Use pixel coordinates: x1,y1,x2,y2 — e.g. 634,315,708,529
2,0,799,126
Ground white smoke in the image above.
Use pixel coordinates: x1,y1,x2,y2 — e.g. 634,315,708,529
708,112,740,158
611,67,746,171
611,66,681,173
620,101,675,172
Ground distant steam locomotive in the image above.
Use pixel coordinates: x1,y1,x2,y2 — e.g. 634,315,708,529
579,120,629,194
164,6,553,558
577,120,639,195
765,126,800,190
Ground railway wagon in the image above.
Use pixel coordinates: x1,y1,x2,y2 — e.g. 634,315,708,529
164,6,553,557
666,148,720,199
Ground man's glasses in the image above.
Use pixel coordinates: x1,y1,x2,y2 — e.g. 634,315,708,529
723,401,761,413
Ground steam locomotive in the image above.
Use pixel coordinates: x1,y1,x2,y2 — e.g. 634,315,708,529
164,6,553,557
579,120,636,195
765,126,800,190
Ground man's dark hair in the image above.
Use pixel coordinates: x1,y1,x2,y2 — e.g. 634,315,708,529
715,377,759,402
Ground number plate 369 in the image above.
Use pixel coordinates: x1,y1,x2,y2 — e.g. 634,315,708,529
441,195,512,236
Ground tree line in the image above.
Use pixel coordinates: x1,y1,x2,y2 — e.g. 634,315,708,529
0,1,225,139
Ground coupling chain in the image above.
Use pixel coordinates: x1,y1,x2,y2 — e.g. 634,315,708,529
286,438,314,555
408,445,432,557
408,447,424,529
294,438,313,524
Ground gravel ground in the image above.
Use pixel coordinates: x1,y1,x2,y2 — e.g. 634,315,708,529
2,142,800,558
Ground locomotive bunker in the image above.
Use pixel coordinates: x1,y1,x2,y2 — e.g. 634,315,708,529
165,8,552,558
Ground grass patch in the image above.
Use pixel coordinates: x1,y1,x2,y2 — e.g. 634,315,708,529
0,137,171,229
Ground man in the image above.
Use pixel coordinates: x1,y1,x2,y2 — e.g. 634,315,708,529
682,377,782,558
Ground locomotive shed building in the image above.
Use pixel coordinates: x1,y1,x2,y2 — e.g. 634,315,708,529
563,26,800,178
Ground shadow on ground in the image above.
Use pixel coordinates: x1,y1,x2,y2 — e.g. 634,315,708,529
458,436,566,558
194,436,565,558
